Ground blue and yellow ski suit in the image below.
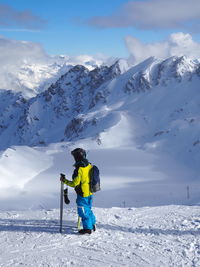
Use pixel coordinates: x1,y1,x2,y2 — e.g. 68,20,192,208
64,159,96,230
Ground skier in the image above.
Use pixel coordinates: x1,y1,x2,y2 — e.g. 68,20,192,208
60,148,96,234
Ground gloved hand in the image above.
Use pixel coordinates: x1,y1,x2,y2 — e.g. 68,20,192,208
60,173,66,183
64,188,70,204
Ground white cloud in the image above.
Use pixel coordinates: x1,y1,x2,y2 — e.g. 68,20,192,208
125,32,200,64
87,0,200,31
64,54,117,68
0,35,116,69
0,35,49,66
0,35,114,71
0,36,52,92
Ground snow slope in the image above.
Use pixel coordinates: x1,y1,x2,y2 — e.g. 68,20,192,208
0,206,199,267
0,142,199,211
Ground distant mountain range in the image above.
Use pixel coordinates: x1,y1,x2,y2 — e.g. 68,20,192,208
0,55,106,98
0,55,200,175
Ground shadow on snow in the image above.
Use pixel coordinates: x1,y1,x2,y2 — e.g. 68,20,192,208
0,219,199,236
0,219,77,235
97,223,200,236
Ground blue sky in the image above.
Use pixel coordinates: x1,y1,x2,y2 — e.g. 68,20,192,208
0,0,200,60
0,0,133,57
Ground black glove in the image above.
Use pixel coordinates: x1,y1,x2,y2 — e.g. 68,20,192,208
64,188,70,204
60,173,66,183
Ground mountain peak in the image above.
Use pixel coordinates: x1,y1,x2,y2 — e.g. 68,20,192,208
111,58,130,75
124,55,200,93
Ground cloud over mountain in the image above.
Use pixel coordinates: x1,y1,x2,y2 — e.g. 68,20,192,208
0,35,49,66
0,35,116,95
125,32,200,64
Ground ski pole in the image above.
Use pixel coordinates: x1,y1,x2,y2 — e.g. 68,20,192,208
59,180,64,233
77,216,81,230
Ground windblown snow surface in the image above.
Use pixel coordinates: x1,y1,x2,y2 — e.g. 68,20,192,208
0,206,200,266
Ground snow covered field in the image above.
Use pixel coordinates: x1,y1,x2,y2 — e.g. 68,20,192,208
0,206,199,267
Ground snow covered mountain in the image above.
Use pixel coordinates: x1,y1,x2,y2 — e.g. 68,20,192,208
0,59,129,148
3,62,73,98
0,55,200,174
0,55,108,98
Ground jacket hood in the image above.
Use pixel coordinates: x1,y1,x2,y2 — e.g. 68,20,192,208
74,158,89,168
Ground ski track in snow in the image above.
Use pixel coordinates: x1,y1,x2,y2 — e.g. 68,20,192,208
0,206,199,267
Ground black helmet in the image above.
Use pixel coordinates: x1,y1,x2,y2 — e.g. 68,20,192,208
71,148,86,161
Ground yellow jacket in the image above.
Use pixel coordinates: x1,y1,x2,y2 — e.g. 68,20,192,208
64,161,93,197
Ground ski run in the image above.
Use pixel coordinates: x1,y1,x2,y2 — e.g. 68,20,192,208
0,205,199,267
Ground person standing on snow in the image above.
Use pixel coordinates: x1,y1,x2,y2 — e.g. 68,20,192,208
60,148,96,235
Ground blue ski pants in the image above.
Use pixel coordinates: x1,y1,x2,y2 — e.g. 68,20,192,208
76,195,96,230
